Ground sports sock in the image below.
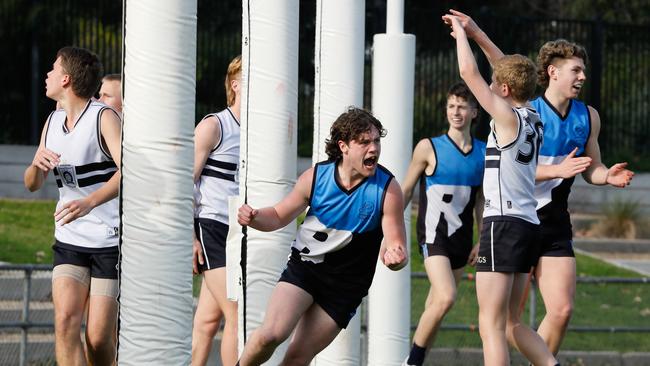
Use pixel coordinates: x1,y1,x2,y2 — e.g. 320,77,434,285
406,343,426,365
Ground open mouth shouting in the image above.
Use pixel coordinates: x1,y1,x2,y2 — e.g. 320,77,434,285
571,83,583,93
363,156,378,169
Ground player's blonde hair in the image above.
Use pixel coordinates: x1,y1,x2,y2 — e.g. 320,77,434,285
225,55,242,107
493,54,537,103
537,39,588,88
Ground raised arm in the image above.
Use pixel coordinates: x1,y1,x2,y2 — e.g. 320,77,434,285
449,9,504,66
24,118,59,192
379,179,408,271
193,116,221,183
442,14,518,143
402,138,435,208
54,109,122,225
238,167,313,232
581,106,634,187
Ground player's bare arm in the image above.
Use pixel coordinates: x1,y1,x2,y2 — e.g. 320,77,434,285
443,14,518,146
54,109,122,225
448,9,504,65
582,106,634,187
238,167,313,231
24,119,59,192
193,115,222,182
402,138,436,208
379,179,408,271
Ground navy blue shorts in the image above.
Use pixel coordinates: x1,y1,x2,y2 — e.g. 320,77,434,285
194,218,228,272
52,240,118,279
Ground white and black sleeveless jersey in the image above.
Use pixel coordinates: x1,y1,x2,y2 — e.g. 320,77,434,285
44,100,120,250
194,108,240,224
483,107,543,224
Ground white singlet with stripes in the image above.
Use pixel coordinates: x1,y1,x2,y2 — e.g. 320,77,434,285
483,106,543,224
194,108,240,224
44,100,120,249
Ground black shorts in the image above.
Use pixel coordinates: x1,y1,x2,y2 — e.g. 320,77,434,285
52,240,118,279
420,236,472,270
278,256,365,329
194,218,228,272
475,217,541,273
538,231,575,258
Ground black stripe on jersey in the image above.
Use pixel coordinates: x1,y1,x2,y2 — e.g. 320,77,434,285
53,167,60,176
377,164,394,216
63,100,92,134
43,111,55,149
97,107,116,160
485,160,500,168
77,171,115,187
428,138,438,177
205,158,237,171
227,107,240,126
486,147,501,156
55,179,63,188
495,108,522,150
542,94,572,121
201,168,235,182
213,116,225,152
75,161,117,174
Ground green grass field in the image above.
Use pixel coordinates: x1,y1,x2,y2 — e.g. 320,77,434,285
1,198,649,352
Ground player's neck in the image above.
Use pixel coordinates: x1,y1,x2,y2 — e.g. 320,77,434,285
544,89,571,116
336,162,364,190
60,94,91,130
447,128,472,150
229,99,241,122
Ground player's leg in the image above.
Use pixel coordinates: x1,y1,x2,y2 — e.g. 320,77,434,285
192,277,224,366
238,282,314,366
535,255,576,354
52,264,90,366
407,256,463,365
281,303,341,366
201,267,238,366
85,278,119,365
476,271,512,366
506,272,557,366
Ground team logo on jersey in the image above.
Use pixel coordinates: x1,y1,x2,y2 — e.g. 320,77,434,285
58,164,77,188
359,202,374,219
573,124,587,138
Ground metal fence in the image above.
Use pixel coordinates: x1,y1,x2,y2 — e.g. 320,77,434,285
1,263,648,365
2,1,649,167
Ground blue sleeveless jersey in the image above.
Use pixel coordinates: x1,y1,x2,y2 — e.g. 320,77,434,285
292,160,393,287
417,135,485,247
531,96,591,237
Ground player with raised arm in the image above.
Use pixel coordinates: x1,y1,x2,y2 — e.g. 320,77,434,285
442,13,558,366
450,9,634,355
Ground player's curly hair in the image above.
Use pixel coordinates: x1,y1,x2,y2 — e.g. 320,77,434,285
537,39,588,88
324,107,386,161
225,55,242,107
493,54,537,103
56,47,103,99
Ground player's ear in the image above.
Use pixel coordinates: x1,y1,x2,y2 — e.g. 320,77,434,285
338,140,348,154
548,64,557,81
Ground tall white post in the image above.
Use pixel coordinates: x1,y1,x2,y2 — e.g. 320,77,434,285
239,1,299,364
367,0,416,364
311,0,365,365
118,0,197,364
